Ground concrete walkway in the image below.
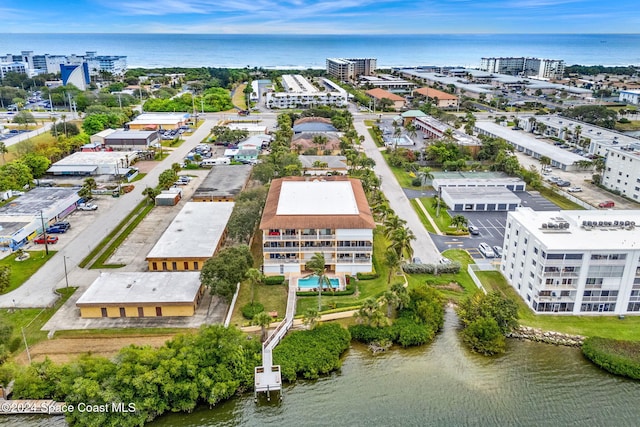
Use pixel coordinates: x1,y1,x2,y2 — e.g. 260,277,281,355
414,198,443,235
354,120,441,264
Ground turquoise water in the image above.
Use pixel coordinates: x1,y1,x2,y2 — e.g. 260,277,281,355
297,275,339,289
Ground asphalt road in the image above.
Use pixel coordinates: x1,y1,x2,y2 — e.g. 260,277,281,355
354,120,441,264
0,117,218,308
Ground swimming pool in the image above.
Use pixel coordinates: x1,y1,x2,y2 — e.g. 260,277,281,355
297,275,340,290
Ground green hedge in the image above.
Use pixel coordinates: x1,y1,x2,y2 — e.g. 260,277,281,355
402,262,461,274
582,336,640,380
273,323,351,381
264,275,285,285
357,272,379,280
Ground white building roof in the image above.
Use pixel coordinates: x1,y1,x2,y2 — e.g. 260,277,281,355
50,151,134,166
76,272,201,305
475,121,585,165
227,123,267,133
146,202,234,259
128,113,189,125
508,207,640,251
528,115,639,149
276,180,358,216
443,187,521,203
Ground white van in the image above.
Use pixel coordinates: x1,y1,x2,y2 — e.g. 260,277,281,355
478,243,495,258
200,157,230,167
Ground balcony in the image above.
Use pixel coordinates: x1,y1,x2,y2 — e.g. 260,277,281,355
299,246,335,252
264,234,299,241
300,234,336,241
264,258,300,265
262,247,299,253
337,258,372,264
337,246,373,252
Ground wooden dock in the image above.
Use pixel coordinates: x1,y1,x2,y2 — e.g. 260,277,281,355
254,281,297,401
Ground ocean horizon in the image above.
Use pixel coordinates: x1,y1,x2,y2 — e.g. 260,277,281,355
1,33,639,69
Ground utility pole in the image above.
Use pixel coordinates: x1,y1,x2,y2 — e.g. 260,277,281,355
63,256,69,289
22,327,31,364
39,210,49,255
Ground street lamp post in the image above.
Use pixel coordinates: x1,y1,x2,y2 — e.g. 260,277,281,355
39,210,49,255
63,256,69,289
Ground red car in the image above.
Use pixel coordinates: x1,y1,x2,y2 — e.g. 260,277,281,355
34,235,58,244
598,201,615,208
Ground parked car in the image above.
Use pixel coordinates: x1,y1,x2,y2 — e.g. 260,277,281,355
567,187,582,193
412,257,423,264
46,226,67,234
556,180,571,187
439,257,452,265
492,246,504,257
34,235,58,244
77,203,98,211
478,242,495,258
52,221,70,230
468,225,480,235
599,200,615,208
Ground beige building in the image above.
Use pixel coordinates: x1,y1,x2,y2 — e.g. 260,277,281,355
76,272,204,318
365,88,405,111
413,87,459,108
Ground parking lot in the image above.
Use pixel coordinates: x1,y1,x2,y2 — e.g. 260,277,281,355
430,190,563,260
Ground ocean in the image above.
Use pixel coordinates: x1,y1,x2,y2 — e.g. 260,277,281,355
1,33,639,69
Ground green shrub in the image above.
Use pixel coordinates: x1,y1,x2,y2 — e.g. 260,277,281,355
402,262,461,274
273,323,351,382
582,337,640,380
356,272,379,280
241,302,265,320
411,177,423,187
348,324,394,343
461,316,505,356
9,337,22,353
264,275,285,285
391,317,434,347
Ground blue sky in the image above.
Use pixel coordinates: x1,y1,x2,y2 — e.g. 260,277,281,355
1,0,637,34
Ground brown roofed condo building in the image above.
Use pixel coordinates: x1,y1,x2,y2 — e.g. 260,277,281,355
260,176,375,276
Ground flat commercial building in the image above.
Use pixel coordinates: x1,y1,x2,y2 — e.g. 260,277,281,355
260,177,375,276
502,208,640,315
442,187,521,212
474,121,585,171
146,202,234,271
192,165,252,202
127,113,190,130
480,57,565,79
47,151,137,176
76,272,204,318
432,174,526,192
619,90,640,105
359,75,415,93
104,130,159,150
266,75,347,109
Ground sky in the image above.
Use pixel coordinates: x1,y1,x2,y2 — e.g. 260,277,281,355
1,0,638,34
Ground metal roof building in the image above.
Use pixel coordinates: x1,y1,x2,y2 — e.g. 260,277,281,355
192,165,252,202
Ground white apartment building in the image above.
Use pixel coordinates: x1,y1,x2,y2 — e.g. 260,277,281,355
480,57,565,79
501,207,640,315
259,177,375,276
619,90,640,105
3,51,127,76
326,58,377,81
0,61,27,79
601,144,640,200
266,75,347,109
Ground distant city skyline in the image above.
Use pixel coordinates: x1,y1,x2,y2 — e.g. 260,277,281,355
2,0,638,34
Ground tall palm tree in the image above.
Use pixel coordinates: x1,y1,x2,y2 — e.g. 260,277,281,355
354,297,388,327
539,156,551,173
389,226,415,261
252,311,273,342
390,283,410,311
385,248,401,284
61,114,68,137
306,252,327,311
245,268,263,305
382,290,401,318
383,214,407,240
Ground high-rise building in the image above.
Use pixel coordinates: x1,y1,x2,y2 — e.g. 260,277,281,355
326,58,377,81
479,57,564,79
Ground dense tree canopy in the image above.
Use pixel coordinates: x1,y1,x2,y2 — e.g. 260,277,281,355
200,245,254,302
562,105,618,129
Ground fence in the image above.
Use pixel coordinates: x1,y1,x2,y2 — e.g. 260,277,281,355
467,263,499,295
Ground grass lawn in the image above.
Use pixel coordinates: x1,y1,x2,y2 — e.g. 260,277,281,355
420,197,454,233
538,187,585,210
232,84,248,110
381,153,423,188
367,128,384,148
411,199,436,233
0,251,57,294
477,269,640,341
129,173,147,182
230,282,289,327
0,287,76,349
615,120,640,132
55,327,193,338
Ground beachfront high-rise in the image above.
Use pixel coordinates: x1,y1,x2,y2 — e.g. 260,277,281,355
326,58,377,82
501,207,640,315
479,57,565,79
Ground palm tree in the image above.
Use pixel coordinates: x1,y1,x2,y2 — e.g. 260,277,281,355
83,177,97,192
142,187,160,204
382,290,400,318
539,156,551,173
417,167,433,186
385,248,401,284
252,311,273,342
0,142,7,165
383,214,407,240
245,268,263,305
171,162,181,174
528,117,537,133
61,114,68,137
574,125,582,146
302,307,320,329
406,122,417,139
306,252,327,311
389,226,415,261
390,283,410,311
450,214,468,230
354,297,388,327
